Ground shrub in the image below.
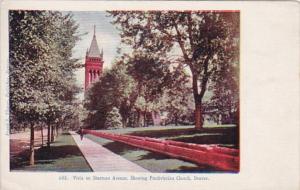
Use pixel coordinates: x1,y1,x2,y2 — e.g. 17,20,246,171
105,107,123,129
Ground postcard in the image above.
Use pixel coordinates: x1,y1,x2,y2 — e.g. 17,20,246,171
0,1,299,190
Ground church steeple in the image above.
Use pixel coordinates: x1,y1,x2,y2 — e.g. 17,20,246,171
84,26,104,90
93,25,95,35
87,25,101,58
101,48,103,59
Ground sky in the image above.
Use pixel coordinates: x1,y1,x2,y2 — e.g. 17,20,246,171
68,11,121,98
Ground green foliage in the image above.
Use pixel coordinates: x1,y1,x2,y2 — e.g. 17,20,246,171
105,107,123,129
85,11,239,128
84,62,135,129
84,52,193,128
163,67,195,125
108,11,240,127
127,53,172,114
9,10,81,128
206,60,239,124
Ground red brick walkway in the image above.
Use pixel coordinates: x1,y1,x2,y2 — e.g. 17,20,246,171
69,131,149,172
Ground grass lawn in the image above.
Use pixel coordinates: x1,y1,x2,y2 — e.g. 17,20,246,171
85,134,220,173
85,125,238,173
130,127,238,149
100,125,239,148
10,132,92,172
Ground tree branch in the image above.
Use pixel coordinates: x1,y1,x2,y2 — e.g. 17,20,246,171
169,17,195,72
187,13,195,53
199,54,212,99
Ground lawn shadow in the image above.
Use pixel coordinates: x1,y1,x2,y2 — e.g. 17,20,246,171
10,133,84,170
128,127,238,149
35,145,83,160
129,128,198,138
10,144,83,170
10,149,30,170
102,141,141,155
128,127,236,137
134,149,232,173
170,133,238,148
135,150,173,161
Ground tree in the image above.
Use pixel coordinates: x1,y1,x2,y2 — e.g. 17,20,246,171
207,52,239,124
163,65,195,125
126,52,172,127
10,10,56,164
84,51,194,128
108,11,239,129
84,62,135,129
9,10,81,164
40,12,81,147
84,51,174,128
105,107,123,129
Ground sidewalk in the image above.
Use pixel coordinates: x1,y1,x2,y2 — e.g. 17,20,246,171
69,131,149,172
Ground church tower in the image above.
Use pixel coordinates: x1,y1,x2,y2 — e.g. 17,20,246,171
85,25,104,90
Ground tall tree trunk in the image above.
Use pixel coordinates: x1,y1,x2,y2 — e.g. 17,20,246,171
191,72,206,129
29,123,35,165
58,124,61,136
40,125,44,147
194,102,203,129
143,111,147,127
47,123,51,148
218,114,222,125
51,124,54,142
190,51,211,129
174,113,178,126
137,110,141,127
134,112,138,128
55,124,59,137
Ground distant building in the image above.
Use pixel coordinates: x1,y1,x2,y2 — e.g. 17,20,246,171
85,26,104,90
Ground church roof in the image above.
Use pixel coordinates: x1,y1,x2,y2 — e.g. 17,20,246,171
87,30,101,58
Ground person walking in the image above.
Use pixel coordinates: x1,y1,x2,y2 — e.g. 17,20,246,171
79,127,84,140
